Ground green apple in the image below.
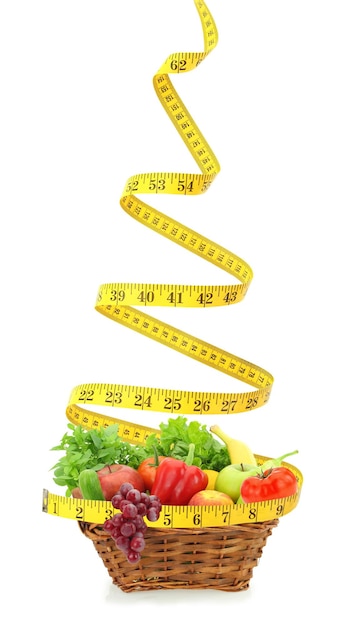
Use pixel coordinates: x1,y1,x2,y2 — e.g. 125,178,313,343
215,463,260,502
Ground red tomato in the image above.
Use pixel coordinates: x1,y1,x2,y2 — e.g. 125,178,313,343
137,456,167,491
240,467,298,503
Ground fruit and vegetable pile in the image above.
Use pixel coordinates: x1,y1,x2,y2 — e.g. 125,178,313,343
50,416,300,565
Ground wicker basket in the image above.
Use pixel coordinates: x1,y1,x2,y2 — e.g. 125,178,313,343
79,519,279,592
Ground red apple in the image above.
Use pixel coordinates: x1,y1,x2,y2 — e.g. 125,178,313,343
97,464,146,500
188,489,234,506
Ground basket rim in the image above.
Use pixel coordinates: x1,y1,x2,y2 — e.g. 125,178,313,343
79,517,279,536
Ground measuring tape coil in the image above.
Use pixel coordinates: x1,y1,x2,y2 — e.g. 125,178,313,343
67,0,274,434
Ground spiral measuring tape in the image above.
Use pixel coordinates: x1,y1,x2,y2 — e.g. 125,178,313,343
43,0,302,527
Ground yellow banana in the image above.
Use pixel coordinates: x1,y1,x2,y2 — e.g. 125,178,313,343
210,425,257,466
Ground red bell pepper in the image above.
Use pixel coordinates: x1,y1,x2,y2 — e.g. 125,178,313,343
150,444,208,505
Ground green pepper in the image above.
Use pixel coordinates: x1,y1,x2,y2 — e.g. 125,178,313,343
151,444,208,505
261,450,298,472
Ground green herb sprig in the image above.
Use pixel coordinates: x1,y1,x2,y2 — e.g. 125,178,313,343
143,416,230,471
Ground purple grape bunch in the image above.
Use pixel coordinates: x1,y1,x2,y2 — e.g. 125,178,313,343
103,482,162,564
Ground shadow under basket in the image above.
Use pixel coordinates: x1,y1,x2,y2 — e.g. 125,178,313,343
79,519,279,593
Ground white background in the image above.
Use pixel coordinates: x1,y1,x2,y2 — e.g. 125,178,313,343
1,0,352,623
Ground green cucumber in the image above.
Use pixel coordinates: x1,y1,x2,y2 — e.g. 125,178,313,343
78,469,105,500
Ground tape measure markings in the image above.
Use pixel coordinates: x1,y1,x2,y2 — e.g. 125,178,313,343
153,74,220,174
43,490,301,528
124,172,216,196
97,282,251,308
66,383,272,437
99,198,253,282
66,403,160,443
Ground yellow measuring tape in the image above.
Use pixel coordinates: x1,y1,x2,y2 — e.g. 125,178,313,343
43,1,300,528
65,0,274,436
43,490,300,528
